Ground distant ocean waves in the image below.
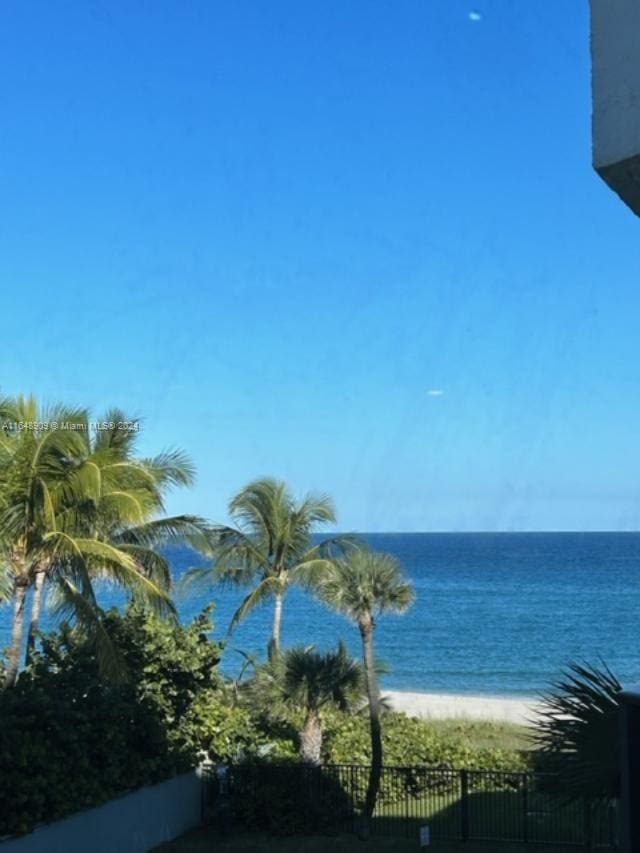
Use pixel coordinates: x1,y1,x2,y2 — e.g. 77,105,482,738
3,532,640,696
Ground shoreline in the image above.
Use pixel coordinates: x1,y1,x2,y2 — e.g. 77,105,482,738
383,689,543,726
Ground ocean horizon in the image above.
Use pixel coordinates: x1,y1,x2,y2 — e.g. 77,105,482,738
2,531,639,698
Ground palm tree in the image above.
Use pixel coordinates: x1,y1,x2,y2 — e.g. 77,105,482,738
0,396,208,687
29,408,210,653
313,549,414,827
533,661,621,804
0,396,99,686
189,477,350,655
251,643,363,765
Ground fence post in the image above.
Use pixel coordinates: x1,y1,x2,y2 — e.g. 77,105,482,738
584,799,593,852
608,800,618,851
522,774,529,844
460,769,470,841
200,766,207,824
404,770,410,839
351,765,356,835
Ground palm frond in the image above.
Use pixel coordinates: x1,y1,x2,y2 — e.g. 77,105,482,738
289,558,335,589
305,534,363,560
44,532,175,619
293,491,337,527
115,515,214,552
273,641,364,714
92,410,140,454
314,549,415,621
210,525,270,582
533,660,621,803
140,449,196,489
51,577,127,683
116,544,172,590
0,564,13,602
228,575,284,635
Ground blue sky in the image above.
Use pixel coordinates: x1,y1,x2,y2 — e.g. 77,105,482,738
2,1,640,531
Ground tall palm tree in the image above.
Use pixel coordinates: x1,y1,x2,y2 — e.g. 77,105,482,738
313,549,414,827
250,643,363,765
189,477,350,655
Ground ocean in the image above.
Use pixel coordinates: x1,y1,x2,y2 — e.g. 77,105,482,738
2,532,640,697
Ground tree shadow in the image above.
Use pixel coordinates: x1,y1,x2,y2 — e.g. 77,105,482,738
215,765,617,849
206,764,357,836
383,789,616,849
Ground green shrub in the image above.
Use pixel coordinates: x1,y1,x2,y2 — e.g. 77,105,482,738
227,764,355,835
321,709,530,772
232,691,530,776
0,604,225,836
192,693,272,763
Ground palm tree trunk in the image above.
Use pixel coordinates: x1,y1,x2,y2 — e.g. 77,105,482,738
270,589,283,657
359,615,382,832
26,569,46,664
4,579,28,689
299,710,323,766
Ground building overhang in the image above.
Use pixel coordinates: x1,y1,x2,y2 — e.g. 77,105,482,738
591,0,640,216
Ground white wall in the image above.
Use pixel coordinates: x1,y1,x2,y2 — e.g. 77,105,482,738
0,772,202,853
590,0,640,215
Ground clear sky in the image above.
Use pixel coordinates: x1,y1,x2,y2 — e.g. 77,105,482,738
2,1,640,532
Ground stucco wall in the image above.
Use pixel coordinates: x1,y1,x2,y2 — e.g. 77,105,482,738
590,0,640,215
0,771,202,853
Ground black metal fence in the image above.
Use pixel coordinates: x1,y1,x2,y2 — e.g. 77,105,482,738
202,763,619,848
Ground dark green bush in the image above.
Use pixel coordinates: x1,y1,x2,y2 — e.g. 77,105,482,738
0,604,225,836
321,708,530,773
227,764,354,835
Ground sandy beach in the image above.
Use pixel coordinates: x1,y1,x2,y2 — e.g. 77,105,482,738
383,689,543,726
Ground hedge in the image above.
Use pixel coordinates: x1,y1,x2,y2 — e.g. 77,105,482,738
0,605,224,836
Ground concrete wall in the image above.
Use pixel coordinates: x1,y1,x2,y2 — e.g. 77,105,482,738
590,0,640,216
0,771,202,853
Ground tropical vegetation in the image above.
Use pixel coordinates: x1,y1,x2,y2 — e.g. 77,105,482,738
0,395,210,687
242,642,364,765
0,402,623,841
0,602,530,838
186,477,351,655
0,604,223,836
533,661,621,803
321,709,530,770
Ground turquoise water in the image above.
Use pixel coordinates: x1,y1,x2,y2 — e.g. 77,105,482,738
3,532,640,696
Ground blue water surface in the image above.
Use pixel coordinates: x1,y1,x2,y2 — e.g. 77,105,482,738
2,533,639,696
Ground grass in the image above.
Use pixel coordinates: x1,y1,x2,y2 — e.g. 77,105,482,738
372,789,594,847
152,828,577,852
425,719,534,754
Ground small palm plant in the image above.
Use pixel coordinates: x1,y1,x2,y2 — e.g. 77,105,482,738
313,549,414,825
187,477,353,655
533,661,621,804
282,643,363,765
245,642,363,765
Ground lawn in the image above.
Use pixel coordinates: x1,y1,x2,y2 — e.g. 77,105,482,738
196,762,610,850
425,719,533,755
152,828,576,852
